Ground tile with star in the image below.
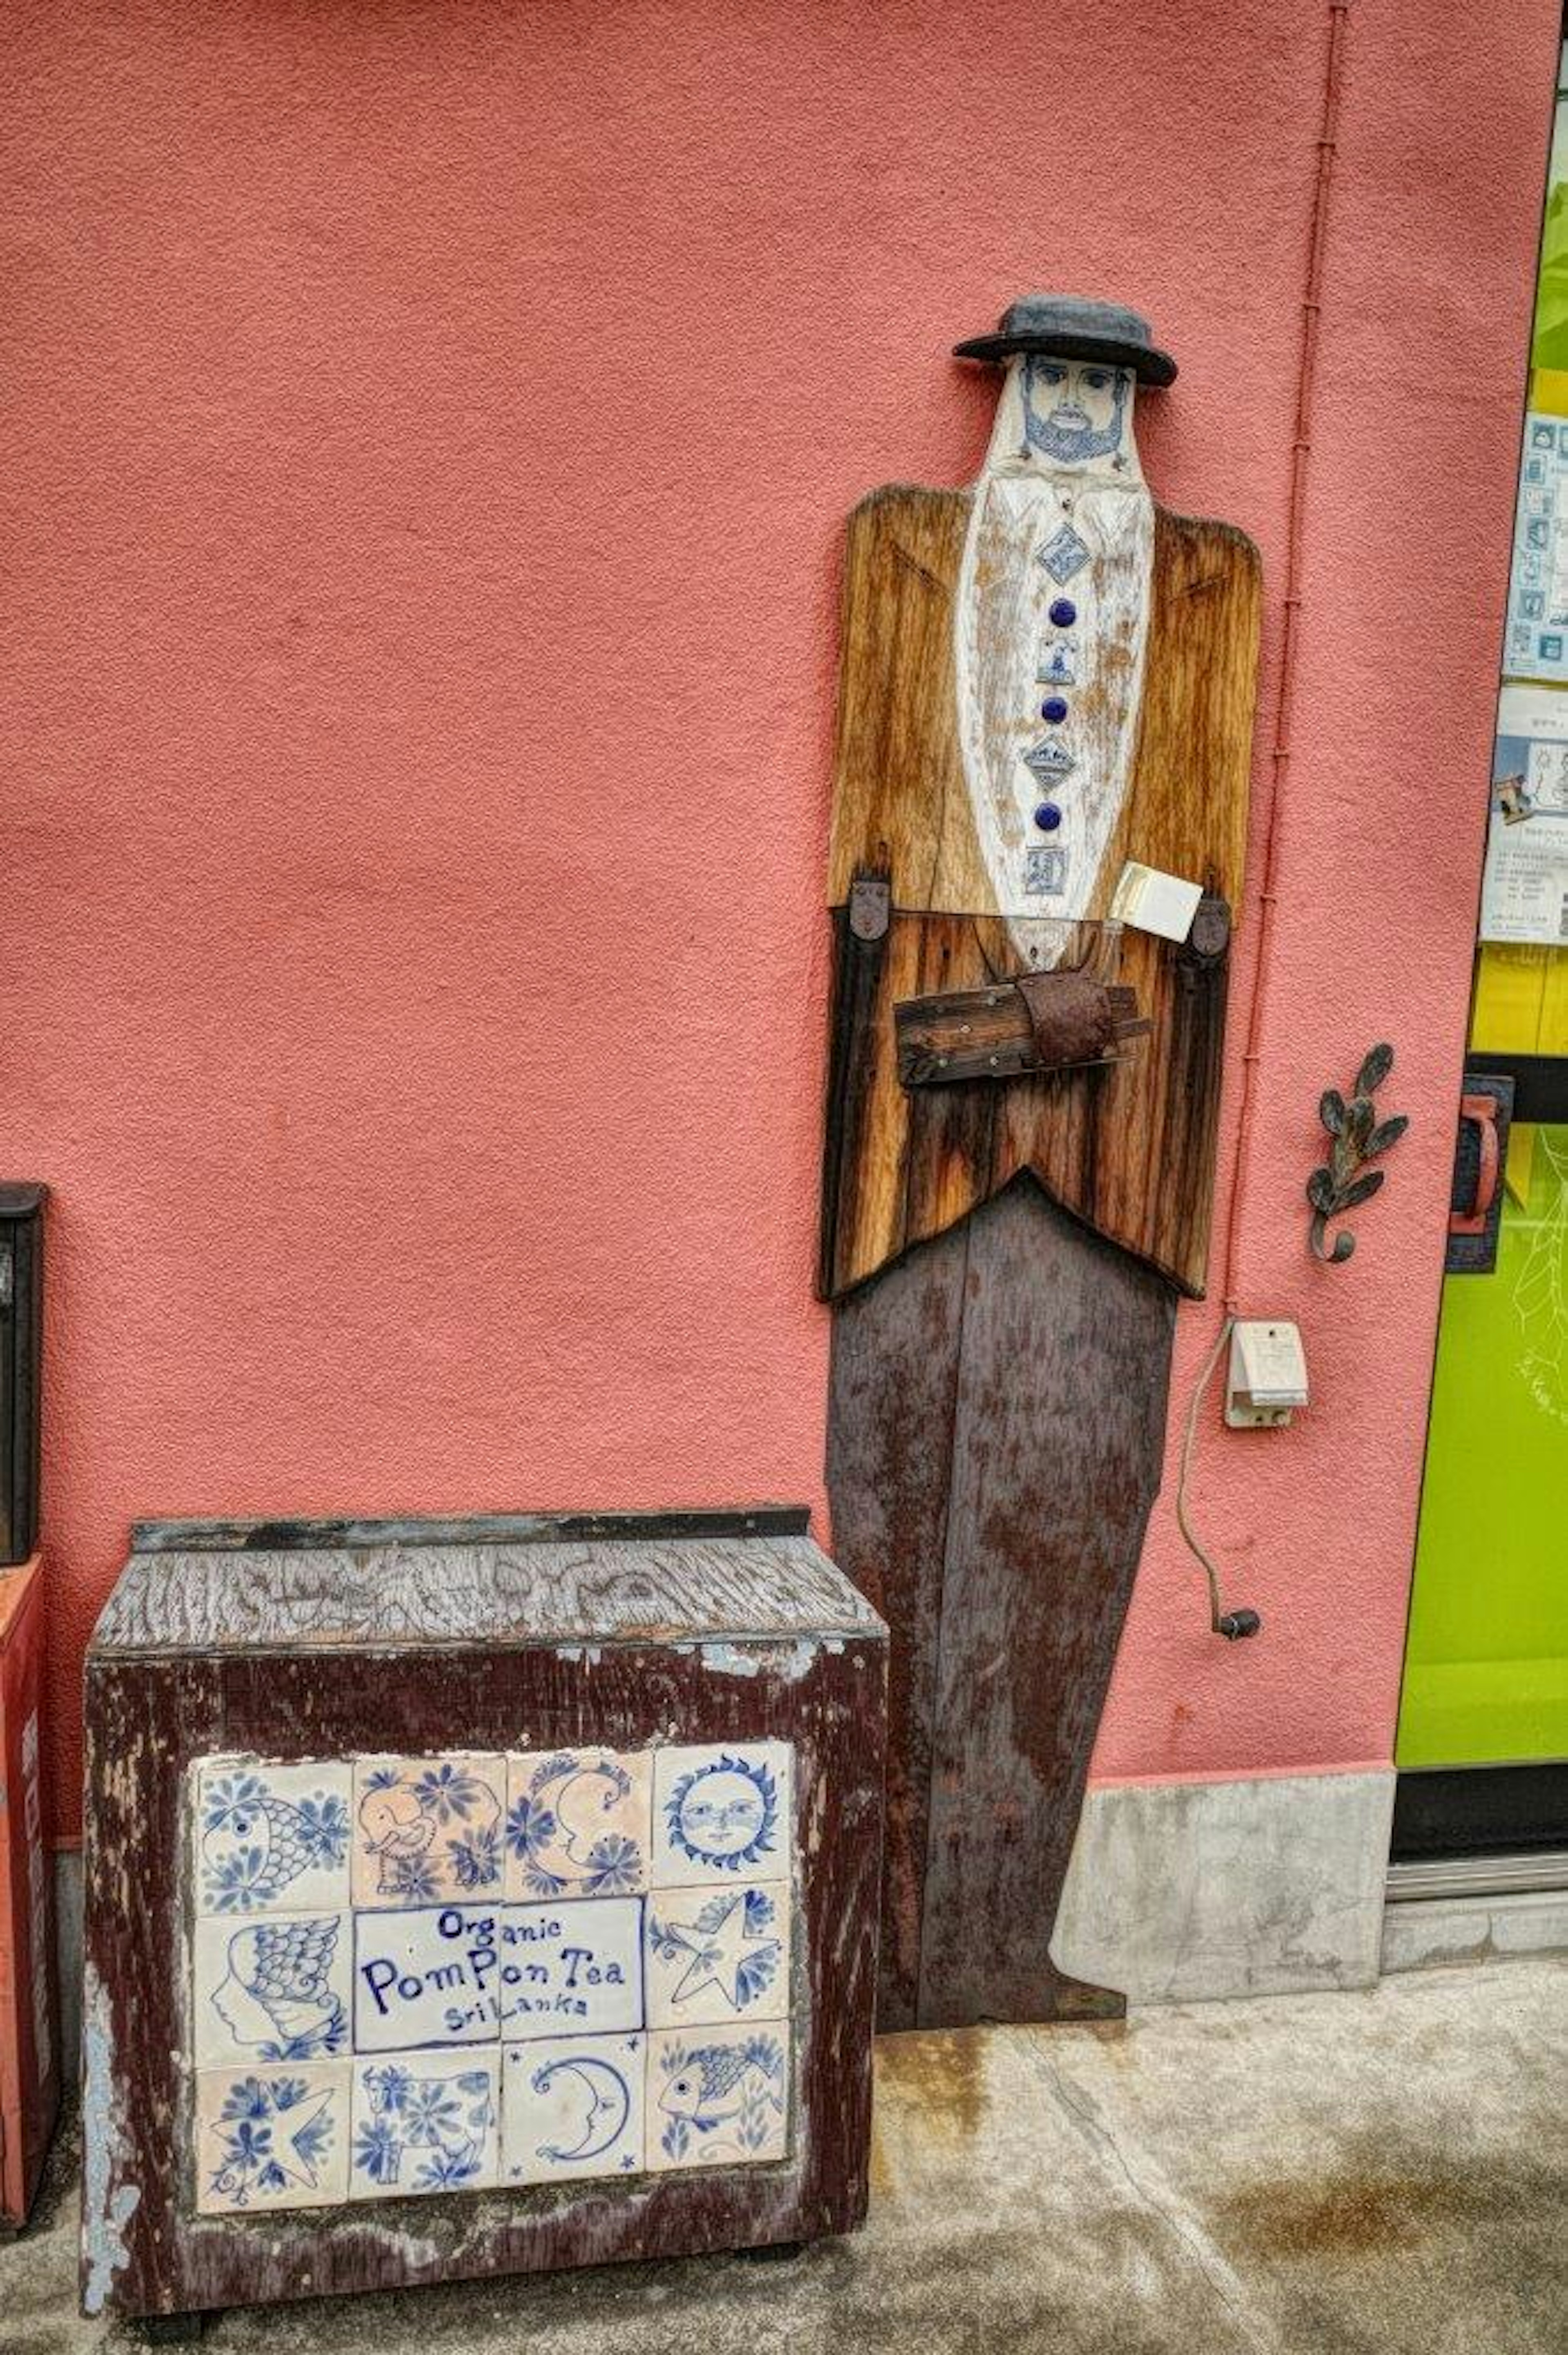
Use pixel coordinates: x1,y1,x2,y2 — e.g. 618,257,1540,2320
643,1880,790,2029
194,2058,350,2215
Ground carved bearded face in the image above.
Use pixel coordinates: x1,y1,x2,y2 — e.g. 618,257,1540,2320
1022,356,1131,464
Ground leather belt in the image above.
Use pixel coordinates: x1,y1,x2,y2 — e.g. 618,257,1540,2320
895,966,1150,1086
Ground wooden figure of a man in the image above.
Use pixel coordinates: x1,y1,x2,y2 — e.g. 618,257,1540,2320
819,296,1262,2029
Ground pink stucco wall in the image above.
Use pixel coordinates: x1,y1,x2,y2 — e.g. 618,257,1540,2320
1,2,1556,1838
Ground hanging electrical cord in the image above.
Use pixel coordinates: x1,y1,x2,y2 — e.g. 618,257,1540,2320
1176,0,1350,1640
1176,1313,1261,1640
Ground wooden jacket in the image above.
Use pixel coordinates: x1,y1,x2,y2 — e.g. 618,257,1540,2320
817,483,1261,1303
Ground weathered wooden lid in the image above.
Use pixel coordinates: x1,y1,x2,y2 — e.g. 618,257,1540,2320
89,1507,886,1658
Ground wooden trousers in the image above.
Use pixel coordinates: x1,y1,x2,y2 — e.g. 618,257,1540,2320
827,1175,1176,2029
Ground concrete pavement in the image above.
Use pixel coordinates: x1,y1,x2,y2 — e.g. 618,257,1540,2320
8,1955,1564,2355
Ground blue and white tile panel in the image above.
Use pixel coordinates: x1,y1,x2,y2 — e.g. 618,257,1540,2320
187,1743,795,2210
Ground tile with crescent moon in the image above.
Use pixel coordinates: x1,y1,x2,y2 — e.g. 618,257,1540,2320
502,2033,646,2185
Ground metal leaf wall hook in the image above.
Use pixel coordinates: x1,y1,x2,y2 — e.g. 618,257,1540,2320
1307,1043,1409,1264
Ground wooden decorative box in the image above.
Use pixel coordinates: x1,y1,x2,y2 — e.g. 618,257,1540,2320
80,1510,886,2331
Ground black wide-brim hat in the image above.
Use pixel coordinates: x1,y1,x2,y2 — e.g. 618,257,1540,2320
953,294,1177,387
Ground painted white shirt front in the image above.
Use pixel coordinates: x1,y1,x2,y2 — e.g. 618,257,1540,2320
954,360,1154,962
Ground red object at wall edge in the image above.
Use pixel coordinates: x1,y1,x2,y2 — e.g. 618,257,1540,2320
0,1553,60,2225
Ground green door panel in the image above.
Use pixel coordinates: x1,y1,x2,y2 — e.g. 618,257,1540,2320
1398,1123,1568,1768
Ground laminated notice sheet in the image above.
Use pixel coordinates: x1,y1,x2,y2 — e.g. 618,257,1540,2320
1481,681,1568,944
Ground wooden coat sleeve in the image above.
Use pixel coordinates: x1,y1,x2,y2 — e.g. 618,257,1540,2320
818,489,1261,1303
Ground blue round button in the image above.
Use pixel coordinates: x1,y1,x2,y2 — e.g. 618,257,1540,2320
1033,802,1063,832
1041,696,1069,724
1049,598,1077,628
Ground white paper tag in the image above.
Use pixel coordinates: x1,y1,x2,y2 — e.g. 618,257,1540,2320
1110,861,1205,943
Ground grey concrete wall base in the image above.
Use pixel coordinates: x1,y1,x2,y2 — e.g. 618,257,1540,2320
1052,1768,1396,2004
1381,1888,1568,1974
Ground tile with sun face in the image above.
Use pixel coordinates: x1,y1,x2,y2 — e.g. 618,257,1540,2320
649,1744,793,1888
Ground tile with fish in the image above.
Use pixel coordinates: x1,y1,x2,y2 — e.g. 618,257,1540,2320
645,2023,789,2170
351,1754,506,1909
348,2049,501,2198
504,1747,652,1900
194,2059,350,2215
192,1757,352,1918
644,1881,790,2030
649,1743,793,1888
192,1906,353,2068
501,2033,646,2186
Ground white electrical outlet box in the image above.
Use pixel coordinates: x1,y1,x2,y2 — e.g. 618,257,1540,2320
1225,1320,1309,1427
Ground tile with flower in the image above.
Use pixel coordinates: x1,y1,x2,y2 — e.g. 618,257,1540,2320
348,2050,501,2198
193,1757,352,1918
194,2059,350,2215
350,1754,506,1908
504,1748,652,1901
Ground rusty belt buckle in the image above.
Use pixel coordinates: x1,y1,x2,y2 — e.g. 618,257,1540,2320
894,924,1151,1089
